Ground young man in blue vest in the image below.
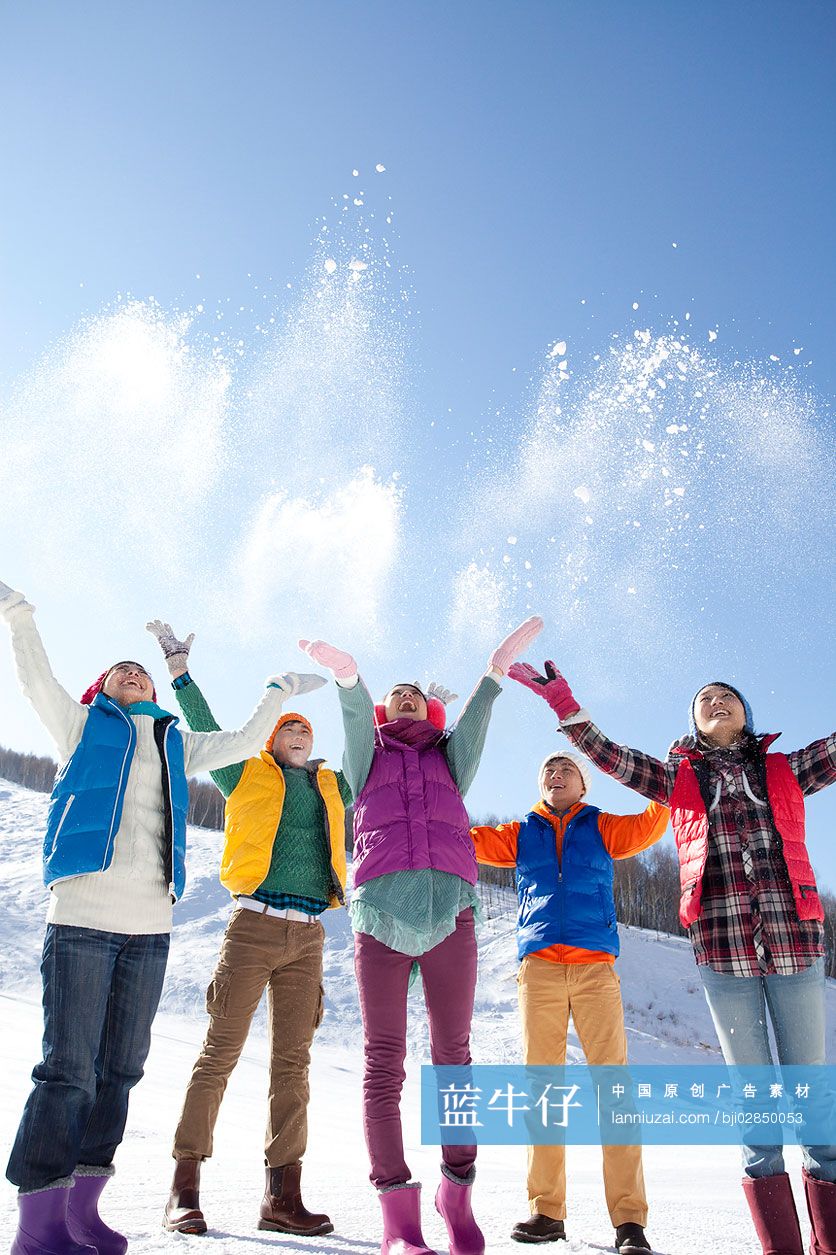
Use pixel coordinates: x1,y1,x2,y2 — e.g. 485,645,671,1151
0,583,308,1255
471,752,668,1253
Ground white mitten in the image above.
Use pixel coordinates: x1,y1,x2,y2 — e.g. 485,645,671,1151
427,682,459,707
0,581,34,619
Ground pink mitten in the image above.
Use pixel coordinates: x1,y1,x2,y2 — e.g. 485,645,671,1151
507,660,581,721
488,615,544,675
298,638,358,681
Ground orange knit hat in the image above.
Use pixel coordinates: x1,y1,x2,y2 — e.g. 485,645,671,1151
266,711,314,752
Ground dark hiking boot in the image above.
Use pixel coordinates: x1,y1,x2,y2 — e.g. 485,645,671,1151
258,1162,334,1236
511,1213,567,1243
164,1159,207,1235
615,1222,652,1253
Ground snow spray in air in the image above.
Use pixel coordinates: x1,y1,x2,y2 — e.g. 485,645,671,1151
449,327,835,691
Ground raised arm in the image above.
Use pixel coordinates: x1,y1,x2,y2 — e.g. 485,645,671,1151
445,675,502,795
508,660,676,804
785,732,836,797
446,615,544,795
470,820,521,867
182,672,326,777
0,582,87,761
147,620,245,797
298,638,374,798
598,801,670,859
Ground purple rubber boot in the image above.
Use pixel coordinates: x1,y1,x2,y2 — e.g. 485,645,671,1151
67,1169,128,1255
11,1187,97,1255
379,1183,440,1255
435,1168,485,1255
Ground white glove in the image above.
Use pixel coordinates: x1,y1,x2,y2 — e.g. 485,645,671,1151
146,620,195,678
0,580,34,619
427,682,459,706
272,672,328,698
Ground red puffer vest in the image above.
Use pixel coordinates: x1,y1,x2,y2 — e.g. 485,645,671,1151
670,734,823,928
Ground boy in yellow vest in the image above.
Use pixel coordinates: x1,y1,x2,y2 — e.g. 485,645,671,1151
147,622,349,1238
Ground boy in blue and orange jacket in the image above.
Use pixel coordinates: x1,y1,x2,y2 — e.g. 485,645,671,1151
471,751,668,1254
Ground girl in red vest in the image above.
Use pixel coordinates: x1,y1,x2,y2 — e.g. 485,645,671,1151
509,662,836,1255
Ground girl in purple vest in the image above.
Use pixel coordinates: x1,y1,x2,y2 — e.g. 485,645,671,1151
509,662,836,1255
300,617,543,1255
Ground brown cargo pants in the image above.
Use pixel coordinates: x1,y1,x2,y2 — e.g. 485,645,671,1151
172,906,325,1167
518,955,648,1227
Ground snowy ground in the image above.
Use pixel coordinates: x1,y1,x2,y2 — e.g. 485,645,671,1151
1,778,833,1254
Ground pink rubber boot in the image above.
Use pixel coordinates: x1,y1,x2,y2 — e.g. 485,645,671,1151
435,1168,485,1255
379,1183,440,1255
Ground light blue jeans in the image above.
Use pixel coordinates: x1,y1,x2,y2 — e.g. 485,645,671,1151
700,957,836,1180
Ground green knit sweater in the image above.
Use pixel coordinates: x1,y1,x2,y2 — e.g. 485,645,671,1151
172,674,351,912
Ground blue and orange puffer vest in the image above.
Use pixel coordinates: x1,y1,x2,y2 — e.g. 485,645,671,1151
514,804,618,962
670,734,823,928
43,693,189,899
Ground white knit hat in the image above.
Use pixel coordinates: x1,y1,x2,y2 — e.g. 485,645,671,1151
538,750,592,798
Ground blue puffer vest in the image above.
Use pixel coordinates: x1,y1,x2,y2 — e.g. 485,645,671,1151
515,805,618,961
43,693,190,900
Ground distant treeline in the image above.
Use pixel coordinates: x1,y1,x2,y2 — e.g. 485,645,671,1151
0,743,236,834
0,743,353,850
3,744,836,978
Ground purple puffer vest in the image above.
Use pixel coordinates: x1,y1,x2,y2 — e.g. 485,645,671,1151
352,717,478,888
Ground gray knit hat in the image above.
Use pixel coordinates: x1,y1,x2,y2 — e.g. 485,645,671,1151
538,751,592,799
689,681,754,738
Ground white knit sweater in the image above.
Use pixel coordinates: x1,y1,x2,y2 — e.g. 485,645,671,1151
3,603,287,935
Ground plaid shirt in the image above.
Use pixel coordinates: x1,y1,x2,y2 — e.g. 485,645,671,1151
562,712,836,976
246,889,328,916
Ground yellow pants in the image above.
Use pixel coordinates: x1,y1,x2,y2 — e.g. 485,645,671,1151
518,955,648,1226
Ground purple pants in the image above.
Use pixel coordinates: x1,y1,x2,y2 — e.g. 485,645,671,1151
354,908,478,1189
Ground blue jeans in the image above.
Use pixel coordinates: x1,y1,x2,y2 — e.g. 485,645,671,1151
6,924,169,1192
699,957,836,1181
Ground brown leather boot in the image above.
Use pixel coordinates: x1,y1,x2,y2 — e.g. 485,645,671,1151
163,1159,208,1235
257,1162,334,1236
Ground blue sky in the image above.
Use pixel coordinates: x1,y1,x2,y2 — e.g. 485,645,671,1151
2,3,835,882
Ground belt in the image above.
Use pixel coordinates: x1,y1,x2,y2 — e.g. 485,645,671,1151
236,897,320,924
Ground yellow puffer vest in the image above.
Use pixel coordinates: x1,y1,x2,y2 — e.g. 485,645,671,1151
220,751,347,907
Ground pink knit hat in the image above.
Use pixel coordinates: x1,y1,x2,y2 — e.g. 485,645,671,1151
81,663,157,705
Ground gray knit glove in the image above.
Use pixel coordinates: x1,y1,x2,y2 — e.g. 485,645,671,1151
0,580,34,619
427,682,459,707
146,620,195,679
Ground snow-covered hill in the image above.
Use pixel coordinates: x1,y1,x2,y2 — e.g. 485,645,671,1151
1,778,833,1254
